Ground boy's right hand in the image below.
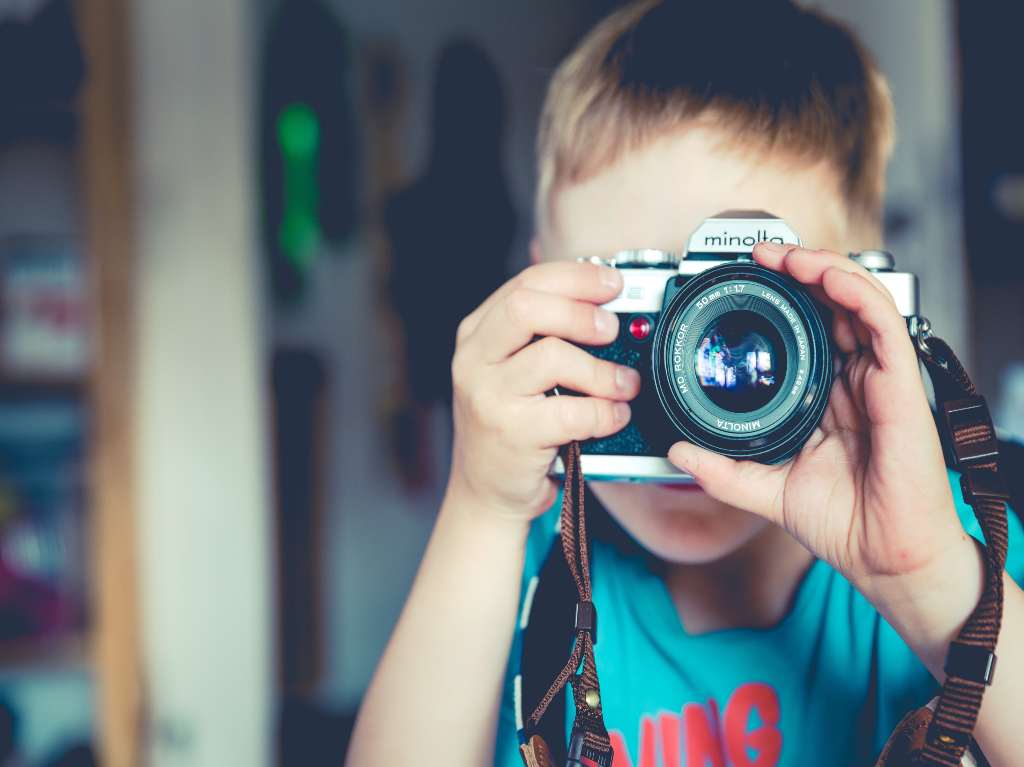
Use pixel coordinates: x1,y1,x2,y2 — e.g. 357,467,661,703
447,260,641,524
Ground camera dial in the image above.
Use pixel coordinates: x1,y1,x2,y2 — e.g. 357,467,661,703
850,249,895,272
610,249,679,268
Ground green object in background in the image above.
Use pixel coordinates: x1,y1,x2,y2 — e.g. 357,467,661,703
277,103,322,272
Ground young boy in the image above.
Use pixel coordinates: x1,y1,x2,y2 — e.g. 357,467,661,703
347,2,1024,765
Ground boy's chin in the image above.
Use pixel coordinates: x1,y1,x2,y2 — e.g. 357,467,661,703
589,481,771,565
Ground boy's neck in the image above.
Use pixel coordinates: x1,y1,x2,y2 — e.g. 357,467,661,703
663,524,814,635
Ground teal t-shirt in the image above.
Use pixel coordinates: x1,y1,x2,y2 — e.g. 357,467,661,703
495,469,1024,767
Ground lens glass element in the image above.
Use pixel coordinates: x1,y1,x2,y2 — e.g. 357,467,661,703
693,311,786,413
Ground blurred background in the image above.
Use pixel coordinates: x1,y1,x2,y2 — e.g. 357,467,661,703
0,0,1021,765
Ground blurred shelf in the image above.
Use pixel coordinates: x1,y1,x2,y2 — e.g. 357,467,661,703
0,633,90,674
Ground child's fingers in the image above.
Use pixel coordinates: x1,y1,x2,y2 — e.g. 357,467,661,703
751,241,809,270
667,442,785,524
798,284,869,352
819,268,917,377
531,395,631,447
786,249,895,305
752,244,878,353
753,243,895,304
458,261,622,342
500,336,641,399
831,308,861,354
463,288,619,365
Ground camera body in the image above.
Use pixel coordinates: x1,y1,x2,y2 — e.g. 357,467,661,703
551,211,919,483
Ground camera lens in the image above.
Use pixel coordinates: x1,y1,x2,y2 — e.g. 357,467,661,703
651,262,832,464
694,311,786,414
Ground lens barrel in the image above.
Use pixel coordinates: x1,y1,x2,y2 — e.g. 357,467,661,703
651,262,833,463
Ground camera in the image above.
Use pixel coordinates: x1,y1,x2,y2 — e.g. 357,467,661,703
551,211,919,483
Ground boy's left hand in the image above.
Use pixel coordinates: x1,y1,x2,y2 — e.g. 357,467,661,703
667,242,976,600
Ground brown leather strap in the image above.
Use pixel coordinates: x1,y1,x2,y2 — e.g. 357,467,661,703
909,337,1010,766
520,734,557,767
527,441,613,763
917,472,1006,765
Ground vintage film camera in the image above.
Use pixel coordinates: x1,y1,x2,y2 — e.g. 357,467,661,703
551,211,919,482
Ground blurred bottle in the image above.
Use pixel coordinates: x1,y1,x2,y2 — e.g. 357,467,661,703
260,0,359,306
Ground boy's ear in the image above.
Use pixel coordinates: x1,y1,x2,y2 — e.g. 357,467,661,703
529,238,543,265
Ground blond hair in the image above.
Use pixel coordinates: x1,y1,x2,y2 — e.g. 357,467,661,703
536,0,894,236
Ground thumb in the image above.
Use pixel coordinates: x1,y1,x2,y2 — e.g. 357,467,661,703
668,441,785,523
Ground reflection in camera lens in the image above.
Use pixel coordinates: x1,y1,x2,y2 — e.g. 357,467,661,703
696,336,774,389
694,311,786,413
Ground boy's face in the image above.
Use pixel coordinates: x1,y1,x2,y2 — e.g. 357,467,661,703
541,123,855,565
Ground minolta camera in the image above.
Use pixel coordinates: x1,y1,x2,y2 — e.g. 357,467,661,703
552,211,919,483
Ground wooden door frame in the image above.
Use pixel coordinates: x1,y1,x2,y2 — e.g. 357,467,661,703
77,0,141,764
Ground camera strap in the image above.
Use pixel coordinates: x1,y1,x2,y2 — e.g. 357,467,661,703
876,331,1010,767
520,440,614,767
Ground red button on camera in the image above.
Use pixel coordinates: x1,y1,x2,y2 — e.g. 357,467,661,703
628,316,651,340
